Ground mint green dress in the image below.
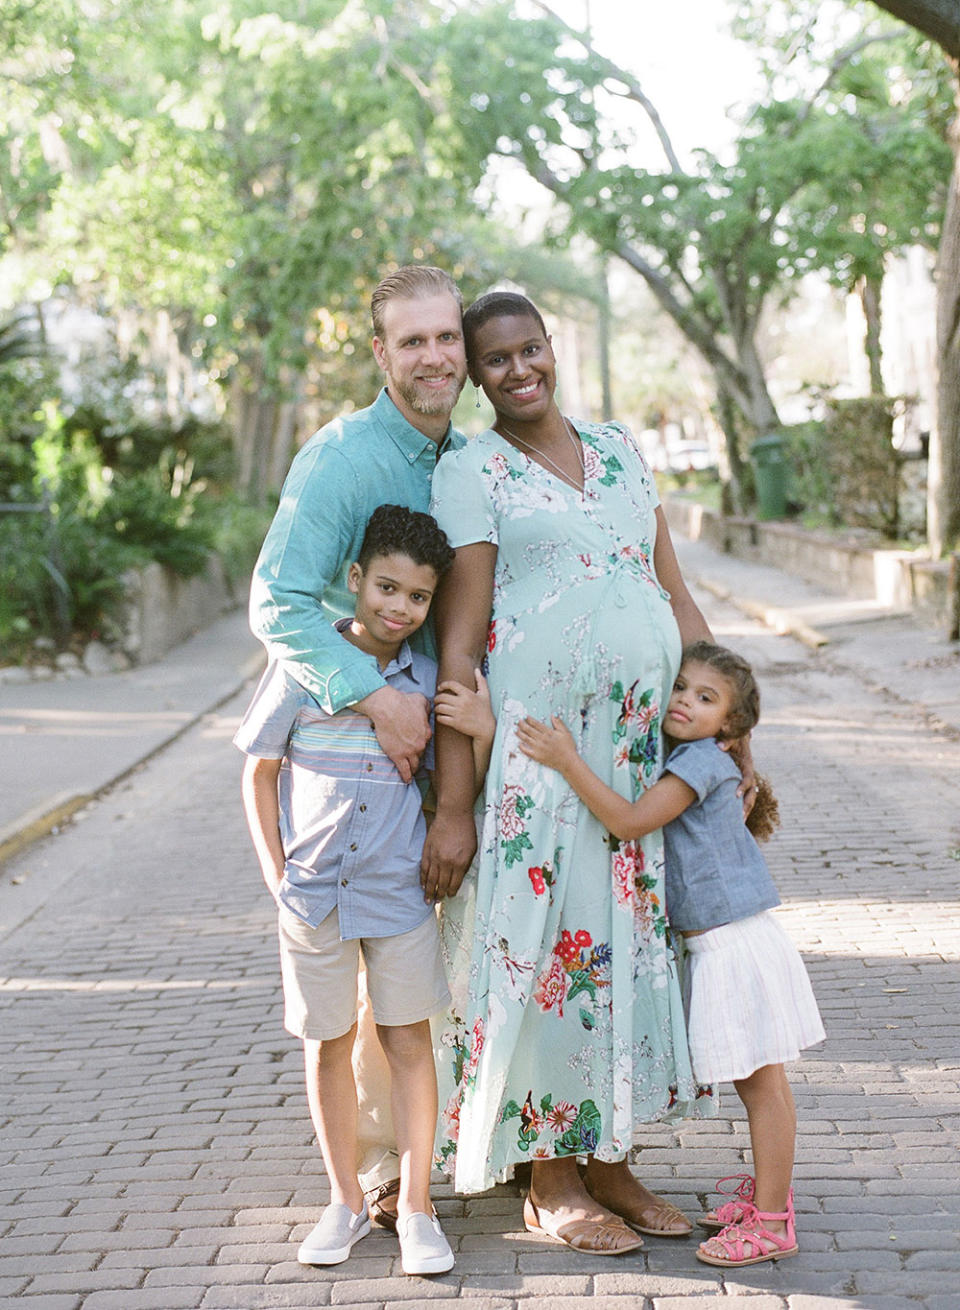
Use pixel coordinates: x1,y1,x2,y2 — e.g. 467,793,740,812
430,421,711,1194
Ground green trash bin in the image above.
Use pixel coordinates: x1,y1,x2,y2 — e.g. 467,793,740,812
751,433,788,520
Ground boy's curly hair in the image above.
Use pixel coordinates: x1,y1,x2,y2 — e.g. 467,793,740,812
357,504,455,577
681,640,780,842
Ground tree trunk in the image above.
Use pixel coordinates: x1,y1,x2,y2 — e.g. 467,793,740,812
597,261,614,421
863,1,958,56
859,274,885,396
716,385,749,514
930,86,960,556
868,0,959,556
735,329,781,436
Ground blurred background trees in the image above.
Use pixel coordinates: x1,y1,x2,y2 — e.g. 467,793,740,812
1,0,956,656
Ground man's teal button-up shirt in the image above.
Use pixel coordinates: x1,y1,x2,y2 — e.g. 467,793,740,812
249,387,464,713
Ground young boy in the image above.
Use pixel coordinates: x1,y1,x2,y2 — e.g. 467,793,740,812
236,505,490,1276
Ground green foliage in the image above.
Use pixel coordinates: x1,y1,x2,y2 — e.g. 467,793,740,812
91,473,215,577
2,0,954,536
780,420,833,520
0,383,259,657
206,494,275,587
821,397,903,537
781,404,908,537
0,485,137,658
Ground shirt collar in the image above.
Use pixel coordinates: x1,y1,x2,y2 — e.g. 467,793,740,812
371,386,459,461
334,615,416,679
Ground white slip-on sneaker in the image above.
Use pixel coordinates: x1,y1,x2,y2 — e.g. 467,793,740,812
297,1201,371,1265
397,1210,455,1275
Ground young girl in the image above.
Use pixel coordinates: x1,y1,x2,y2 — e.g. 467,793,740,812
516,641,824,1268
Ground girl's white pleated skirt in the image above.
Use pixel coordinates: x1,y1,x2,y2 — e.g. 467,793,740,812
682,910,825,1084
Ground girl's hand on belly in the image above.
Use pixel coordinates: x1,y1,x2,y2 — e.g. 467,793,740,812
516,714,578,774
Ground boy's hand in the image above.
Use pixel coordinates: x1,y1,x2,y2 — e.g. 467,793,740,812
516,714,577,773
434,669,495,744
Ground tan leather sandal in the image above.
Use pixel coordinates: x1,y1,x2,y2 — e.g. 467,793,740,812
582,1173,692,1238
364,1178,401,1233
523,1195,644,1255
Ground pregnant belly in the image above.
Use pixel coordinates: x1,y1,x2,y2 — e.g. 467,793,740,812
487,573,680,707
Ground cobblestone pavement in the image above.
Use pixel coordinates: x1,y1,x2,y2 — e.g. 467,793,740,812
1,585,958,1310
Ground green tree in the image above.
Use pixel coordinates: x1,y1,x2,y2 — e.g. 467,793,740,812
1,3,508,498
421,2,950,508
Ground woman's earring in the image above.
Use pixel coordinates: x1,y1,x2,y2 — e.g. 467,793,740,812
475,386,482,409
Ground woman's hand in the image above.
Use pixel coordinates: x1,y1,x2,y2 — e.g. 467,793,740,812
516,714,578,773
434,669,495,744
721,734,758,817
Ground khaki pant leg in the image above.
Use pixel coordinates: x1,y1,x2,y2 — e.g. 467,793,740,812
353,964,399,1191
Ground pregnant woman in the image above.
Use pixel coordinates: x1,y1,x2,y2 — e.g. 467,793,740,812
425,291,736,1254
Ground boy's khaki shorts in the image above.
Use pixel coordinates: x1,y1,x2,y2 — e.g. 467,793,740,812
278,906,450,1041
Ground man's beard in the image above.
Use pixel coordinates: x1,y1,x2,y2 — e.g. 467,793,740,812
391,371,464,417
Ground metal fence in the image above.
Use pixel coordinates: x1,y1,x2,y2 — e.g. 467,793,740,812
0,481,70,643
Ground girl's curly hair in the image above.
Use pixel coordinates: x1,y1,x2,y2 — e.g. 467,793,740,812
681,640,780,842
746,773,780,842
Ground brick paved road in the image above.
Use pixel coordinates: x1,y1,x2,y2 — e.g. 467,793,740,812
1,588,958,1310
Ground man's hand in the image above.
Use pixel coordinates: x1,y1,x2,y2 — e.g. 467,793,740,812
354,685,430,783
421,810,477,901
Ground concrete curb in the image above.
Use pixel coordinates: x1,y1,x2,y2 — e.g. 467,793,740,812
0,791,95,867
690,574,831,649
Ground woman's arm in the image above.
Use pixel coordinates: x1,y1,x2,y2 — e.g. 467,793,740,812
420,541,498,899
652,507,712,646
240,756,285,903
516,715,696,842
434,669,496,799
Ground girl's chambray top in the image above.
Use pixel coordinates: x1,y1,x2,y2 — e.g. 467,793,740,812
663,737,781,933
234,622,435,940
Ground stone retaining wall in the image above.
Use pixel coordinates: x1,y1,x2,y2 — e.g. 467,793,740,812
663,499,958,633
119,555,245,665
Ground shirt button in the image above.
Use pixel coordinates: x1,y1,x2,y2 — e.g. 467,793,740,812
359,803,367,813
349,842,358,851
366,763,373,772
341,878,348,887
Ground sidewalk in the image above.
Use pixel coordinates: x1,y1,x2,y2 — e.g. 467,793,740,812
2,534,958,872
0,610,264,866
670,534,960,738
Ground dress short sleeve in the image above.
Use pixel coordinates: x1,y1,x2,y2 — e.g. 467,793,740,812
599,420,660,510
431,442,498,549
664,738,740,803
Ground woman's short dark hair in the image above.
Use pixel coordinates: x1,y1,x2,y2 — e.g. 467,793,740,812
357,504,455,577
462,291,547,367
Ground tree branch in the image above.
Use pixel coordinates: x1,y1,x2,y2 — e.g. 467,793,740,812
372,13,447,115
529,0,685,173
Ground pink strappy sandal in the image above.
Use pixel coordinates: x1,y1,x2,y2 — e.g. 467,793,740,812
696,1189,798,1267
698,1173,756,1232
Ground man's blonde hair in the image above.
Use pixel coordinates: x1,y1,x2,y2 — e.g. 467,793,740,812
370,266,462,339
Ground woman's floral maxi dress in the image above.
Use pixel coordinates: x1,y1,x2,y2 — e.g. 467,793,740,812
430,421,711,1195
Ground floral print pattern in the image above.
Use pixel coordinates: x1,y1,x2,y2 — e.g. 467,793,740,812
430,420,711,1194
